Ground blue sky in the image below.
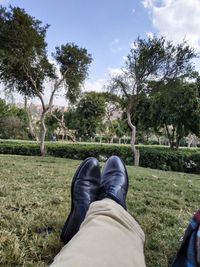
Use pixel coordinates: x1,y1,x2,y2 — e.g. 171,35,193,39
1,0,200,104
2,0,154,80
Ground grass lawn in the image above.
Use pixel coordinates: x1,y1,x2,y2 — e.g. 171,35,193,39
0,155,200,267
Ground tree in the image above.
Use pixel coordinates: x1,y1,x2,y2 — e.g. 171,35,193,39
127,95,155,143
110,36,196,165
150,81,200,149
46,108,75,141
0,6,92,155
102,93,123,141
0,98,28,139
0,116,24,139
110,36,165,164
107,119,128,142
45,108,61,139
24,97,39,141
71,92,106,139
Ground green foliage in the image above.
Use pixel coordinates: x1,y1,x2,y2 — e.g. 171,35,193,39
109,36,197,157
53,43,93,103
64,92,106,139
0,6,53,96
45,109,62,138
107,119,128,138
0,6,93,155
0,99,28,139
0,116,26,139
0,141,200,173
150,81,200,148
0,6,92,102
128,80,200,148
63,109,77,129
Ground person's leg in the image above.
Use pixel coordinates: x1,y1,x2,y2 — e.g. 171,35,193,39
51,156,146,267
51,198,146,267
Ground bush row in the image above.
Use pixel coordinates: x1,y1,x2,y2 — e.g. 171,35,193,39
0,142,200,174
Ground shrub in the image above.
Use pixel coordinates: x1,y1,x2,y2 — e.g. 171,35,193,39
0,141,199,174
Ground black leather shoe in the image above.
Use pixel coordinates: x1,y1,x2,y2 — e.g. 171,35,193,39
99,156,129,210
61,157,100,244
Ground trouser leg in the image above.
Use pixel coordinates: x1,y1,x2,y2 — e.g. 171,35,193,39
51,198,146,267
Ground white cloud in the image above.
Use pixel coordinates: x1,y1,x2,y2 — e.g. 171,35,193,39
0,78,107,106
80,68,125,93
82,79,106,92
0,81,68,106
82,69,124,92
142,0,200,50
0,67,126,106
107,67,124,77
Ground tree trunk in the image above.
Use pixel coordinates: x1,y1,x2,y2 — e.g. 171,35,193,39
187,140,191,148
40,111,47,156
127,111,140,166
175,135,181,149
156,134,160,144
24,97,38,141
175,139,180,149
171,127,176,149
50,112,75,142
165,124,174,149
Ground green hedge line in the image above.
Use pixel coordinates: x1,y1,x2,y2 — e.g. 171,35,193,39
0,142,200,174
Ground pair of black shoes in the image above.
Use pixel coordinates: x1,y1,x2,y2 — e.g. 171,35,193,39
60,156,129,244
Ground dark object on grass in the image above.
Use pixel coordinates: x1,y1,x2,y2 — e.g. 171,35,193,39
172,210,200,267
7,206,20,212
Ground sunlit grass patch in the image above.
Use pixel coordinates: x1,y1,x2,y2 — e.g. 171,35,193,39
0,154,199,267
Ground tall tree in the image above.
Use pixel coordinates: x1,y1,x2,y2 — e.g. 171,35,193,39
110,36,196,165
110,36,165,165
0,6,92,155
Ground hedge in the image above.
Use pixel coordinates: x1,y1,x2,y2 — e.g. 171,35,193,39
0,141,200,174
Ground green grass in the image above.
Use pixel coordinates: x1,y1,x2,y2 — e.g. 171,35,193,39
0,154,200,267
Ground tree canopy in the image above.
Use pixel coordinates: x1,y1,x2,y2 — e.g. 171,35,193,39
0,5,93,154
109,36,198,160
71,92,106,139
150,81,200,148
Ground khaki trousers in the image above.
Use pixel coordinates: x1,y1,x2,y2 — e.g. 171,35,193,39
51,199,146,267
